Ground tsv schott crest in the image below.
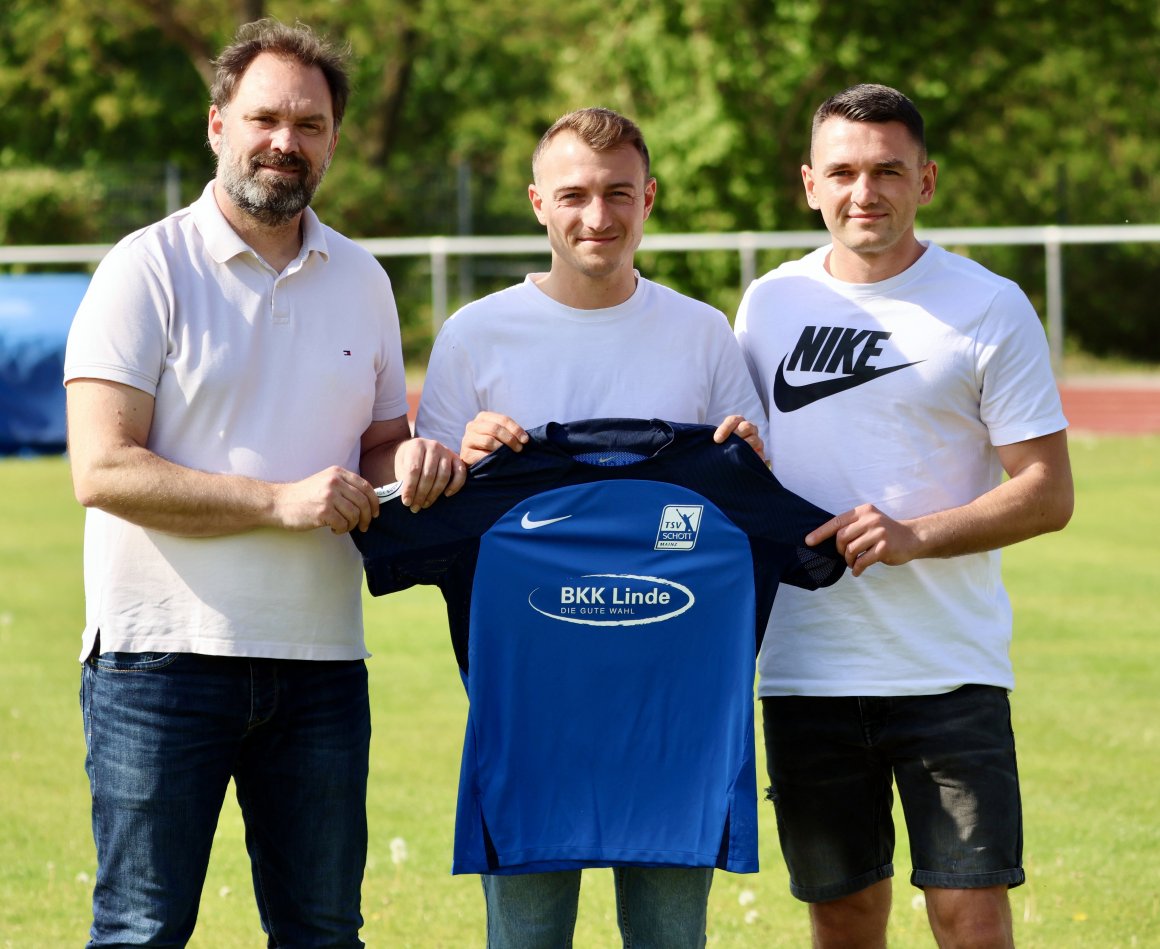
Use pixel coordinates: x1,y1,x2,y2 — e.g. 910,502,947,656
655,504,703,550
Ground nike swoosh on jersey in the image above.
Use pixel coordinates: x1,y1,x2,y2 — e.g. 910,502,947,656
773,357,924,412
520,513,573,530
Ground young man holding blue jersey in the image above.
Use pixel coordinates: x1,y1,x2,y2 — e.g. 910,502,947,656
416,107,766,948
735,83,1074,949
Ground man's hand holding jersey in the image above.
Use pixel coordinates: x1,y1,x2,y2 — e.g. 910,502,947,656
712,415,766,463
460,411,766,467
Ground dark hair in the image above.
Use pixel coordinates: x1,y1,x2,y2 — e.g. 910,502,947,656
811,83,926,158
211,19,351,129
532,107,651,181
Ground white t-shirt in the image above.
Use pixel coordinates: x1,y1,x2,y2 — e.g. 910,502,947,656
416,273,767,450
65,182,409,660
735,242,1068,696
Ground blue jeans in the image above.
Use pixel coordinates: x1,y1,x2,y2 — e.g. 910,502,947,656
482,867,713,948
81,649,371,948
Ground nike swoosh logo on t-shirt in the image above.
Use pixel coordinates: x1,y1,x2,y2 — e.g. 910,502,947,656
773,357,923,413
520,513,573,530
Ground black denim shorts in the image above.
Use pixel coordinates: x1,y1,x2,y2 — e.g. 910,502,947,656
761,685,1025,902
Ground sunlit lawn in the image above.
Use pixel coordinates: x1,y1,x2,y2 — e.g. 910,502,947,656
1,436,1157,946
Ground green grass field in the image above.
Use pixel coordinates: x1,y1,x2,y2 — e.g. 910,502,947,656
1,435,1158,947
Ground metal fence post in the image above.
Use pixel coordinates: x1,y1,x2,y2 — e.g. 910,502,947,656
430,238,449,334
739,232,757,292
164,163,182,216
1044,225,1064,374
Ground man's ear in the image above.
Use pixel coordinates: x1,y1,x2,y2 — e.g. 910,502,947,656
529,183,547,225
802,164,819,209
918,160,938,206
208,104,224,156
642,177,657,220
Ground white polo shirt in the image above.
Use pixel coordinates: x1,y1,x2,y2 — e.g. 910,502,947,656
65,182,408,660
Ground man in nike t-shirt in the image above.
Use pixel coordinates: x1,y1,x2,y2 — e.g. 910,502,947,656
415,107,767,948
734,84,1074,948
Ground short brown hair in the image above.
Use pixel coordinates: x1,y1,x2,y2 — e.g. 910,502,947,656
211,19,351,129
811,83,926,161
532,107,651,181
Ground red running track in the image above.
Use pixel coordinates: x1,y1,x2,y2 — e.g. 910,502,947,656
1058,381,1160,435
407,383,1160,435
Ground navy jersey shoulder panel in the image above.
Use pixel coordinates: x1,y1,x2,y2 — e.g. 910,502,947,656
355,417,843,592
352,418,844,671
496,418,843,589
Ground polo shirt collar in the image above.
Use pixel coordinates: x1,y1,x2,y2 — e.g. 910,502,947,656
192,180,331,266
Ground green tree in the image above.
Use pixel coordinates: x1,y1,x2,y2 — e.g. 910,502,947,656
540,0,1160,351
0,0,210,167
1,0,1157,355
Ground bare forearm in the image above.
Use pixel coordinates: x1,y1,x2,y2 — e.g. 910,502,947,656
72,445,282,536
809,431,1073,576
67,378,380,537
905,467,1073,560
358,440,402,489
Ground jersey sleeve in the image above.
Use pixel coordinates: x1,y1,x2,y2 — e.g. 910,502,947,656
353,481,504,673
694,433,845,592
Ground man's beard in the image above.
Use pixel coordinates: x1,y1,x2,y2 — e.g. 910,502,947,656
217,137,330,226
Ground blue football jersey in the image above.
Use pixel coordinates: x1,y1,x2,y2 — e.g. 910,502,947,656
353,418,843,875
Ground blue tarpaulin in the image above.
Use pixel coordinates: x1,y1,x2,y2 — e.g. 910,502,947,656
0,273,90,454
